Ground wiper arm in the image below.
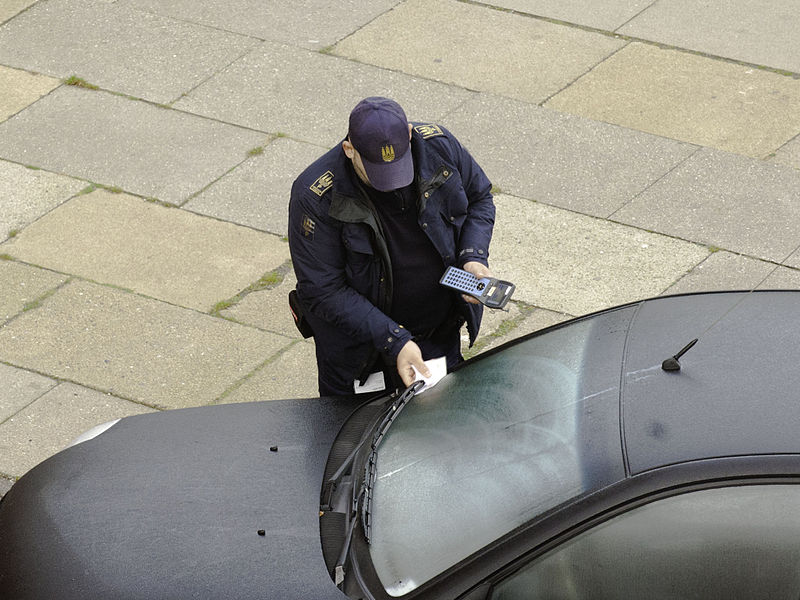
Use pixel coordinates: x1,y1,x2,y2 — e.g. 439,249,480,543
326,382,420,492
331,380,425,587
361,380,425,543
333,486,364,585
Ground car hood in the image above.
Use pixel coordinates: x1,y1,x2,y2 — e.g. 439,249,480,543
0,396,365,600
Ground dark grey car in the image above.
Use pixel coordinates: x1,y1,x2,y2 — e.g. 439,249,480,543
2,290,800,599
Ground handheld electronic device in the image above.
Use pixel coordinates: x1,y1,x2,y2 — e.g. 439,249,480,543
439,266,515,309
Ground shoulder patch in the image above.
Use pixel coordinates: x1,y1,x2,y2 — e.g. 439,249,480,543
414,124,444,139
310,170,334,197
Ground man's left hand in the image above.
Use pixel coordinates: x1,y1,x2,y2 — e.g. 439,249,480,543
461,261,493,304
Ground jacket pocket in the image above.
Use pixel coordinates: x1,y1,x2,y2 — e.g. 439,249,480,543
439,182,469,230
342,226,379,297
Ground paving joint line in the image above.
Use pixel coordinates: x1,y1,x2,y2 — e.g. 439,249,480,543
209,337,306,405
178,133,283,208
165,40,265,107
770,132,800,157
210,260,293,317
0,272,73,329
611,1,660,32
605,145,702,220
538,40,632,107
502,190,714,256
462,0,800,79
0,372,58,429
0,359,163,415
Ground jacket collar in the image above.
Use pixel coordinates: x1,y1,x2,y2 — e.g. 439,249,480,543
328,142,372,223
328,130,454,219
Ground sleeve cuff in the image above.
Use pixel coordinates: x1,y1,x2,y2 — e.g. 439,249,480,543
379,324,414,360
458,247,489,267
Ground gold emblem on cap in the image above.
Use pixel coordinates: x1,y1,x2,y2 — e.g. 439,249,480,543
381,145,395,162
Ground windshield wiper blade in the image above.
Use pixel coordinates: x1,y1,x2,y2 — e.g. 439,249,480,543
332,380,425,587
361,380,425,543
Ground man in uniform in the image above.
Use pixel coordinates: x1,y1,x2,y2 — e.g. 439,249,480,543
288,96,495,396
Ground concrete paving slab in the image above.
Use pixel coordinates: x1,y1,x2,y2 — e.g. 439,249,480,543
0,190,289,312
0,0,260,104
760,264,800,288
119,0,401,51
0,160,85,241
0,259,67,323
444,93,696,217
332,0,625,105
460,301,524,358
491,193,709,315
0,382,156,478
780,247,800,271
221,340,319,403
0,476,12,498
483,0,656,31
0,280,293,410
470,307,571,356
462,301,570,357
772,136,800,171
0,65,59,123
474,301,525,340
618,0,800,74
221,268,300,339
0,362,58,423
0,86,267,205
185,137,325,236
173,40,475,148
545,42,800,159
613,149,800,263
663,251,800,295
0,0,34,25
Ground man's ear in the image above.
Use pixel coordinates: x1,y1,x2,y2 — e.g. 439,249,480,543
408,123,413,140
342,139,355,159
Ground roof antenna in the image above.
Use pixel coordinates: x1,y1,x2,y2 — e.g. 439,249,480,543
660,250,795,374
662,338,698,372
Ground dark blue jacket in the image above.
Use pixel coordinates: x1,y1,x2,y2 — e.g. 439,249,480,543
288,123,495,395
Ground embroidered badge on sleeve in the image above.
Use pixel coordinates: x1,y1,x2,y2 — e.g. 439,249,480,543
302,214,316,239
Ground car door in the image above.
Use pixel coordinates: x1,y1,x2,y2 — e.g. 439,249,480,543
487,483,800,599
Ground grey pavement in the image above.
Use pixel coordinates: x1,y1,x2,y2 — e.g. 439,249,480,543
1,0,799,494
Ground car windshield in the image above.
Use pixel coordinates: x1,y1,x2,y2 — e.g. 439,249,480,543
367,307,635,595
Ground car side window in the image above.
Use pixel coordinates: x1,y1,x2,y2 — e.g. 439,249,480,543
490,485,800,600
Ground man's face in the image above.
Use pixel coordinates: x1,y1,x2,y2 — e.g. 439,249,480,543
342,123,414,189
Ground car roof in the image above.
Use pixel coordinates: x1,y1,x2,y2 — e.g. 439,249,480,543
620,290,800,474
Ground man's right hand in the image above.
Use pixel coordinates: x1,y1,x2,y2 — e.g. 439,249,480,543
396,340,431,387
461,261,494,305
